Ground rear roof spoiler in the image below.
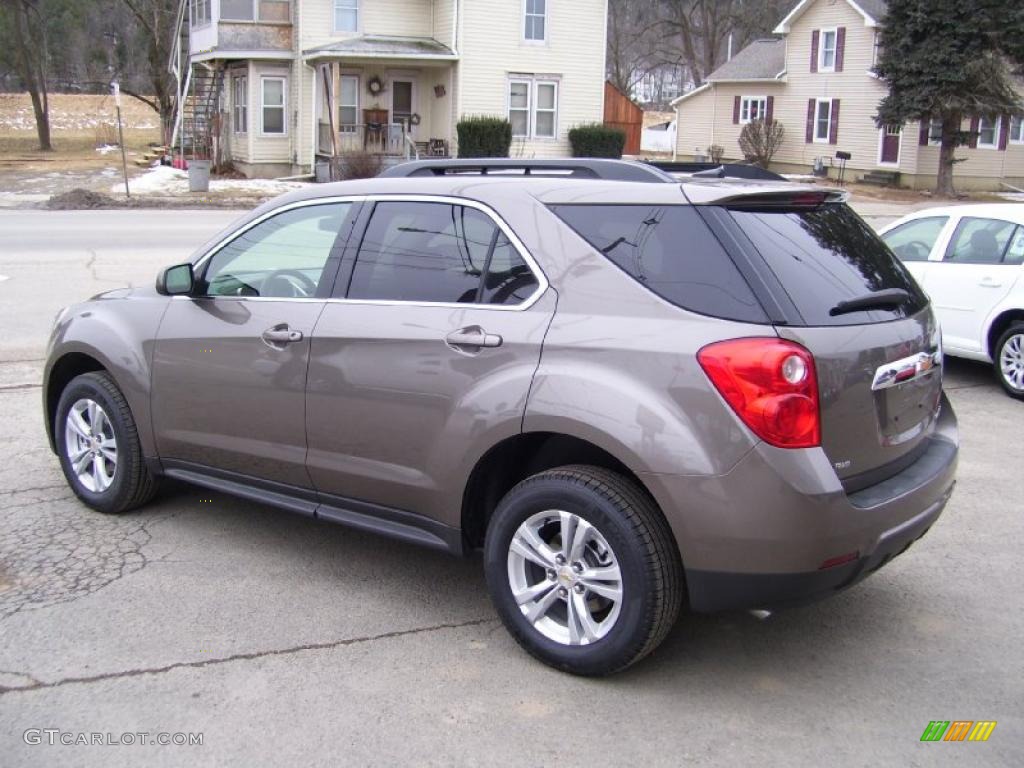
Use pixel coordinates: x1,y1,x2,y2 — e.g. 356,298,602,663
380,158,677,183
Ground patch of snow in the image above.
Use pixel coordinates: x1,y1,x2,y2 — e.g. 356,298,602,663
96,144,120,154
114,164,312,197
997,192,1024,202
782,173,818,182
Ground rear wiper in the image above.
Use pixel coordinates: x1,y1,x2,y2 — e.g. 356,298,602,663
829,288,911,316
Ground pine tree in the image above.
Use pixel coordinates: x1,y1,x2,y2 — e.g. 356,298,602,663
875,0,1024,196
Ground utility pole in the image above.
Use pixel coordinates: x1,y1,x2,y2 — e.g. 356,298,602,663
112,81,130,198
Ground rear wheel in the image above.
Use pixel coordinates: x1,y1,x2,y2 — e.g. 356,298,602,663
995,322,1024,400
55,372,157,513
484,465,683,676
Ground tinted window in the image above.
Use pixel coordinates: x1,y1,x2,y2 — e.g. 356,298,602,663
349,202,538,305
549,204,767,323
729,204,928,326
882,216,948,262
1004,226,1024,266
202,203,350,298
943,217,1017,264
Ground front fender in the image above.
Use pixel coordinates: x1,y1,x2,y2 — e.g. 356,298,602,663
44,292,170,458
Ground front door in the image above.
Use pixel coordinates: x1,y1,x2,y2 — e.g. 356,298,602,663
880,125,901,165
305,199,553,527
390,78,416,138
920,216,1024,357
151,200,357,488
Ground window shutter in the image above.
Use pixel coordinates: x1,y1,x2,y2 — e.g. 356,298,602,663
766,95,774,123
835,28,846,72
969,116,979,148
806,99,815,143
733,95,741,124
829,99,840,144
919,117,930,146
999,115,1009,150
810,30,820,72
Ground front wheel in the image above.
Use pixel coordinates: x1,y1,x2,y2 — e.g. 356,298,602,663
54,371,157,513
995,322,1024,400
484,465,683,676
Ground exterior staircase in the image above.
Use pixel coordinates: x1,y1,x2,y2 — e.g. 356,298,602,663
177,65,224,164
861,169,901,187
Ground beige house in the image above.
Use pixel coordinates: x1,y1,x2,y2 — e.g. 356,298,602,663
171,0,607,178
671,0,1024,190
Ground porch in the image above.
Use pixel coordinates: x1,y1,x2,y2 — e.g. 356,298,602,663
306,36,459,179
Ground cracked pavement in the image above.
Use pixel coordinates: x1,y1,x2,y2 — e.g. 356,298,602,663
0,210,1021,767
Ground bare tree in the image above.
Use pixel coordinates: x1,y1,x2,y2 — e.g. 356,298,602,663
115,0,177,144
607,0,677,94
739,118,785,167
2,0,52,149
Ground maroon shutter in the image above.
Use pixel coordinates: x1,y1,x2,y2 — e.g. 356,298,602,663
766,95,774,123
810,30,820,72
999,115,1009,150
829,98,840,144
919,117,930,146
835,27,846,72
806,99,815,143
969,116,979,148
733,95,741,124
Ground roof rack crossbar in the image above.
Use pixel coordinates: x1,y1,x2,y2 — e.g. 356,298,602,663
380,158,677,183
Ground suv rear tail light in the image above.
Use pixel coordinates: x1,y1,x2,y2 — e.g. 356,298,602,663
697,338,821,449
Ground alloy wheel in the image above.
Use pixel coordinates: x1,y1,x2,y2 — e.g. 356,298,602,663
1000,333,1024,391
64,398,118,493
506,510,623,645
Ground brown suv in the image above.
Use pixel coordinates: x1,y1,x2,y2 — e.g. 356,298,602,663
44,159,958,675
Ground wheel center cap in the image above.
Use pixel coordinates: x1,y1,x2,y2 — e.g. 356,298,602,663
557,566,576,586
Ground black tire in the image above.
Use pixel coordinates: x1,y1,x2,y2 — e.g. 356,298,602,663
54,371,158,514
994,322,1024,400
484,464,683,676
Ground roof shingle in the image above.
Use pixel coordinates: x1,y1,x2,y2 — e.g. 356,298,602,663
706,38,786,82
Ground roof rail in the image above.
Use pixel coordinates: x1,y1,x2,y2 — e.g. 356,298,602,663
380,158,676,183
642,160,787,182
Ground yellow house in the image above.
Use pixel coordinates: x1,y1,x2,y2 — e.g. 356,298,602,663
671,0,1024,191
172,0,607,178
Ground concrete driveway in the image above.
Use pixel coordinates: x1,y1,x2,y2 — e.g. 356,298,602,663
0,210,1020,766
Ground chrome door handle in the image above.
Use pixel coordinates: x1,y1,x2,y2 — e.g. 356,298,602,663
445,326,503,350
978,277,1002,288
261,326,304,345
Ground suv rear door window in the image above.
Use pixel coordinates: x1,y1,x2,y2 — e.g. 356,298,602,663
348,201,538,305
728,204,928,326
549,204,767,323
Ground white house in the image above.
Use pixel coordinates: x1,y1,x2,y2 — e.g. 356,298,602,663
173,0,608,178
671,0,1024,190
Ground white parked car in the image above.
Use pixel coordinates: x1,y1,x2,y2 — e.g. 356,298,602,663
880,204,1024,398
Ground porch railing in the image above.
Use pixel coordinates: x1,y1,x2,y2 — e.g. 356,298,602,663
317,122,411,157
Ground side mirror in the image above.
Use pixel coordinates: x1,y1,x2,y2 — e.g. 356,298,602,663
156,263,195,296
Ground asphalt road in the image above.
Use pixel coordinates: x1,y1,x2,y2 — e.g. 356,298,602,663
0,209,1021,767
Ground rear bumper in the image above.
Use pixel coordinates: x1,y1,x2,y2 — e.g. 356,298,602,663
642,393,959,613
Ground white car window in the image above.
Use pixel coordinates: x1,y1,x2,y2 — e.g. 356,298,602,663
943,217,1016,265
882,216,948,262
1004,226,1024,266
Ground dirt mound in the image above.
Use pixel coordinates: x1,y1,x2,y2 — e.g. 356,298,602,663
47,188,117,209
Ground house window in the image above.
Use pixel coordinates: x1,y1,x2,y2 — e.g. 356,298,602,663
928,116,942,147
335,0,358,33
233,76,248,134
509,80,531,137
189,0,211,27
221,0,254,20
740,96,767,123
534,81,558,138
1010,116,1024,144
338,75,359,128
524,0,546,42
814,99,831,142
977,116,999,148
819,28,837,72
261,77,287,135
509,77,560,139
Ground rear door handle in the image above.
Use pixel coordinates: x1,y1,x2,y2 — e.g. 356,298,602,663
978,277,1002,288
261,325,304,345
445,326,503,350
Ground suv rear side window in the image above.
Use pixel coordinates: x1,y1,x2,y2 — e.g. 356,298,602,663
549,204,767,323
348,201,538,305
728,204,928,326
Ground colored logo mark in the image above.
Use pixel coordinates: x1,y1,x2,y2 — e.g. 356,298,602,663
920,721,997,742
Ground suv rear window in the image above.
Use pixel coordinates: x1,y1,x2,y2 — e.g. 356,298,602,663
549,204,768,323
727,204,928,326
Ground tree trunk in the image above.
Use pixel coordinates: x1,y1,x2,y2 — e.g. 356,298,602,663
11,0,52,151
936,113,960,197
